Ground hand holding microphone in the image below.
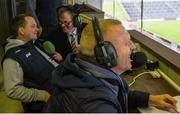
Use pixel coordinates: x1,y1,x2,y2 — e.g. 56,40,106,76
43,41,63,62
74,44,81,54
52,52,63,62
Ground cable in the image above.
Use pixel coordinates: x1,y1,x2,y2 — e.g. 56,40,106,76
128,71,153,87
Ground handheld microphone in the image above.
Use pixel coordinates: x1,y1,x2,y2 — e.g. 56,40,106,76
43,41,63,63
43,41,56,55
131,52,147,68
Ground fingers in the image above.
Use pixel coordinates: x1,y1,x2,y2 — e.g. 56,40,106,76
52,52,63,62
163,94,177,109
74,45,81,54
44,91,51,102
160,100,175,110
150,94,177,111
165,94,177,107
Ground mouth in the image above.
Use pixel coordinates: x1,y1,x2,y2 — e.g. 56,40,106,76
34,33,37,35
128,54,132,61
62,27,68,30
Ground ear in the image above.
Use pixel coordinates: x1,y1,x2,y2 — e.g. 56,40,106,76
18,27,25,35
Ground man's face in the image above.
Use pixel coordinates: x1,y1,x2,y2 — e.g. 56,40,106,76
59,12,73,33
19,16,39,41
105,25,135,72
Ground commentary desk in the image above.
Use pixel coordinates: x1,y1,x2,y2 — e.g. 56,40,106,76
122,70,179,95
122,70,179,112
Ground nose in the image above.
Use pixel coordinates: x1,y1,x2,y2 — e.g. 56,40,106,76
130,41,136,51
61,24,66,27
36,27,40,32
36,27,42,37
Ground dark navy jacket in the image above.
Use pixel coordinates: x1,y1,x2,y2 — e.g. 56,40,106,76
4,41,55,112
45,54,149,113
5,41,55,92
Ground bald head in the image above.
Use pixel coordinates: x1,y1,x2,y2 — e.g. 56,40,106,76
80,19,135,73
80,19,124,57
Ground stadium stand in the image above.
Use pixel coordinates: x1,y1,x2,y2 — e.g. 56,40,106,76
121,0,180,20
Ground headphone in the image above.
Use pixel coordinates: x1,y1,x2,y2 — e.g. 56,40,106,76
56,4,83,29
92,17,117,68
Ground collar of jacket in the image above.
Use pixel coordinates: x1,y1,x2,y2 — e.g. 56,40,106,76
52,53,128,93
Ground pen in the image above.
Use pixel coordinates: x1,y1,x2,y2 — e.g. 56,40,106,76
168,108,180,113
174,109,179,113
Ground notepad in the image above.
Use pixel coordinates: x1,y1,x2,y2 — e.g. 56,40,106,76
138,96,180,113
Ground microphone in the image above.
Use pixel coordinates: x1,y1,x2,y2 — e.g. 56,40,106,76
43,41,63,63
73,3,81,14
43,41,56,55
130,52,147,69
73,4,83,30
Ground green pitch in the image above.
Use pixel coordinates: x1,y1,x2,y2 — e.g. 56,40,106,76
103,1,180,44
141,20,180,44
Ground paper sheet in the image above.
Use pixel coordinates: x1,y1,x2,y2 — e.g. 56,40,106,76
138,96,180,113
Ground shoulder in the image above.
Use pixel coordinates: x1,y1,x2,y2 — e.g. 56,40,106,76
3,58,20,68
2,58,22,73
5,46,22,58
48,26,64,36
47,26,67,40
4,45,34,65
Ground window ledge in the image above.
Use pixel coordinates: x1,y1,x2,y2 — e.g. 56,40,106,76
128,30,180,69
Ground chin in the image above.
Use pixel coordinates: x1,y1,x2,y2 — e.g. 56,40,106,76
63,30,67,32
63,28,70,33
32,36,38,40
126,63,132,70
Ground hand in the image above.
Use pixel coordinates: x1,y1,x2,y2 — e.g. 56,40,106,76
44,91,51,102
149,94,177,111
74,44,80,54
52,52,63,62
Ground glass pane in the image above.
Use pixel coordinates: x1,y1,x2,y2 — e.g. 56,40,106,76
102,0,141,29
74,0,180,45
142,0,180,45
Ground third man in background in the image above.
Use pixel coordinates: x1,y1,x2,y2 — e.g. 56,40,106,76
47,5,87,60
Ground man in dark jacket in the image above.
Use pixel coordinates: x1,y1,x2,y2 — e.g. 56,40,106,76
2,14,60,112
46,19,177,112
47,5,87,60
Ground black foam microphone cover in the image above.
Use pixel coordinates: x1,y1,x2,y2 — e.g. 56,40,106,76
131,52,147,68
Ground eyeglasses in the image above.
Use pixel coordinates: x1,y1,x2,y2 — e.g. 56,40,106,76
59,20,73,27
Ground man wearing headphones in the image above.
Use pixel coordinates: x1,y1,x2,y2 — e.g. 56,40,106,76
47,5,87,60
45,18,177,112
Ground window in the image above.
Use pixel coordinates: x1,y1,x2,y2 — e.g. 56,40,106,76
75,0,180,52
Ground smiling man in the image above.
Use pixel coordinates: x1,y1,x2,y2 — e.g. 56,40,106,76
2,14,59,112
47,5,87,60
46,18,177,113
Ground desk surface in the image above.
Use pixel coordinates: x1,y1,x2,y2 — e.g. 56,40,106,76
122,70,179,96
122,70,179,113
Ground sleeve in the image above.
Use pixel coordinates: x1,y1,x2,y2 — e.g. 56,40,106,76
58,93,118,113
128,90,150,109
81,100,118,113
3,58,46,102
